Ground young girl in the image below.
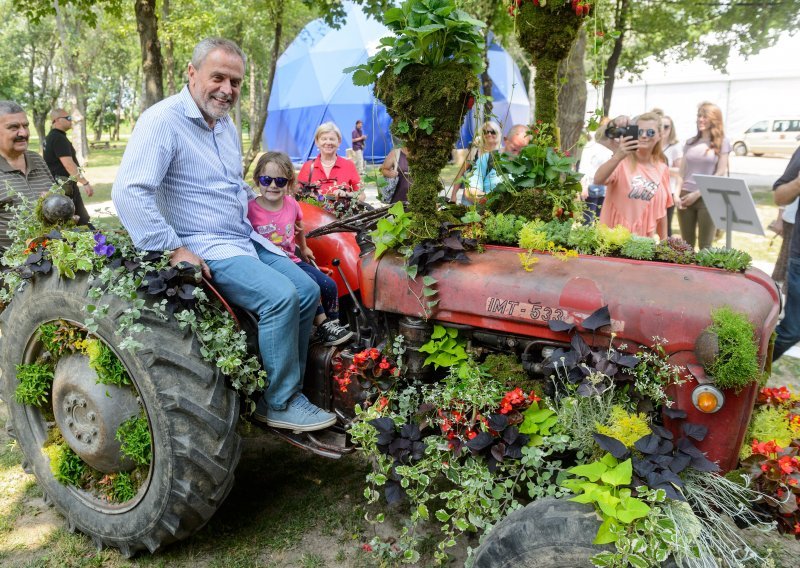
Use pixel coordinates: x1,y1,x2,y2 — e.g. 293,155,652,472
249,151,353,346
593,112,673,239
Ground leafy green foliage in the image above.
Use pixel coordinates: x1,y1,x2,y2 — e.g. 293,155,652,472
38,320,85,360
110,472,137,502
14,362,54,406
518,402,558,446
369,201,412,258
347,0,485,85
483,212,528,245
350,357,567,564
567,222,600,254
115,415,152,466
695,247,752,272
418,325,468,369
48,230,108,278
84,338,131,387
654,236,695,264
590,487,679,568
561,453,651,543
45,443,86,486
706,306,760,391
620,236,656,260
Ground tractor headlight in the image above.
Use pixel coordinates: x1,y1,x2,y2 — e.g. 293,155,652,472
692,384,724,413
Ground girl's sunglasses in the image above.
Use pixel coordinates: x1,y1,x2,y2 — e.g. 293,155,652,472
257,175,290,188
483,129,497,135
638,128,657,138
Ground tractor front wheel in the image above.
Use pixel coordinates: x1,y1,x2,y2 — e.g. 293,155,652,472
0,271,241,556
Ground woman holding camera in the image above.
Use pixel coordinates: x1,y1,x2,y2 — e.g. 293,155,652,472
676,102,731,249
593,112,673,239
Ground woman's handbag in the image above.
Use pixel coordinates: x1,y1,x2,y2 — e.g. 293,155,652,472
380,149,402,203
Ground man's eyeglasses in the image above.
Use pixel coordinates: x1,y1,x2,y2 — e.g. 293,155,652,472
638,128,657,138
257,175,290,188
483,129,497,135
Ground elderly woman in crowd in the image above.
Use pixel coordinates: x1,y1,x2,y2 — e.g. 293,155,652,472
298,122,363,201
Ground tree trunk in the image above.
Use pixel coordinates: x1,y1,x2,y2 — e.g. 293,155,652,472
527,63,535,123
134,0,164,111
481,33,493,117
92,90,107,142
242,0,284,177
557,28,587,154
113,76,123,141
161,0,175,95
53,0,88,164
602,0,629,116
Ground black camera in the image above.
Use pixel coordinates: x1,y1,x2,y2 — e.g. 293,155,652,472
605,124,639,139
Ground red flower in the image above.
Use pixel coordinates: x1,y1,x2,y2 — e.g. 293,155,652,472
361,543,373,552
368,348,381,360
794,522,800,535
778,455,797,475
466,95,475,109
379,359,391,370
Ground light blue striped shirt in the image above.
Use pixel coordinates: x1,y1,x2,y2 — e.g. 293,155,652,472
112,86,283,260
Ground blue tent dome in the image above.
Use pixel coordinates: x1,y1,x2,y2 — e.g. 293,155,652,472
264,2,530,163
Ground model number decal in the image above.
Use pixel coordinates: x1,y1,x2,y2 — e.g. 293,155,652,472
485,297,564,322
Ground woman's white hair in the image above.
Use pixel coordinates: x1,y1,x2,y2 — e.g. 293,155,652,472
315,121,342,142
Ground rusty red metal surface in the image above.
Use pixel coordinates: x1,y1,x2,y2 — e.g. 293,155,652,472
363,246,780,470
302,205,781,471
300,204,362,296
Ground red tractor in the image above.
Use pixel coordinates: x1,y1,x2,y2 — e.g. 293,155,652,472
0,201,781,562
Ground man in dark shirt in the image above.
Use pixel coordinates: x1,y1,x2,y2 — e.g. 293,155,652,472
351,119,366,175
0,101,54,253
772,145,800,360
43,108,93,224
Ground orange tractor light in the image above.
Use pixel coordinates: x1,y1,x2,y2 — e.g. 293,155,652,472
692,385,725,414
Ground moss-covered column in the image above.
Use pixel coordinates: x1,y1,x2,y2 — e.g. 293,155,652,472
376,62,478,239
516,3,585,143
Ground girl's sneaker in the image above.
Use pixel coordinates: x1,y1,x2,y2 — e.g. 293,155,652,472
317,319,354,346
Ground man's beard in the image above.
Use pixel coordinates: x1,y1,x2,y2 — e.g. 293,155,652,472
200,93,234,120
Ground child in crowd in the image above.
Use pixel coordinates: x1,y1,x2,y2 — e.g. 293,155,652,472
248,151,353,346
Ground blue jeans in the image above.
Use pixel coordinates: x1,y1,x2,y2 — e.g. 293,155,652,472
774,256,800,360
206,243,319,410
296,260,339,320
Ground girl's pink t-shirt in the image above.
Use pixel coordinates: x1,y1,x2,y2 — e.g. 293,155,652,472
247,196,303,262
599,159,673,238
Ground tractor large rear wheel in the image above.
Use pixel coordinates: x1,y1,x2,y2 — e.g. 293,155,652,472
0,271,241,556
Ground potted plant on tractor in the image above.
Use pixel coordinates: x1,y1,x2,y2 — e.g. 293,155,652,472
349,0,484,237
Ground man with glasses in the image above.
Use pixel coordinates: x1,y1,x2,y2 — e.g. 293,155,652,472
0,100,54,254
43,108,93,224
113,38,334,432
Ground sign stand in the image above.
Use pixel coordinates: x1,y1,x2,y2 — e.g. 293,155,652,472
693,175,764,249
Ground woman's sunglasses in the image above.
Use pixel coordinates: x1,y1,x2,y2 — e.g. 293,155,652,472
638,128,657,138
257,175,290,188
483,129,497,135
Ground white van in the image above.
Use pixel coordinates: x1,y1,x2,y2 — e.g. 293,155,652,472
732,118,800,157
